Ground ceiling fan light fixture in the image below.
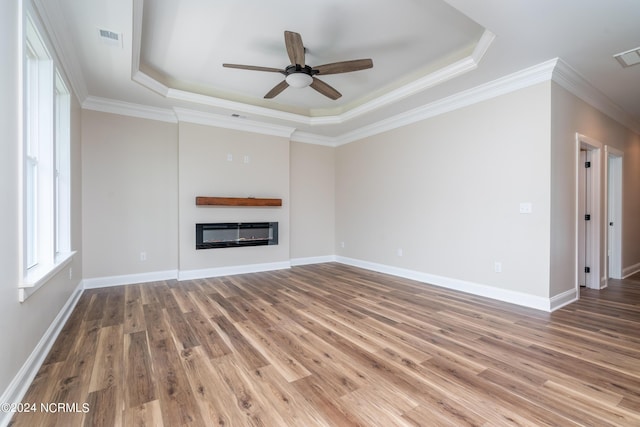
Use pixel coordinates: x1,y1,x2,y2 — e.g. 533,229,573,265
285,72,313,88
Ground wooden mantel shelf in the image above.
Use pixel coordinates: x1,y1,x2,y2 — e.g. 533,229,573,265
196,196,282,207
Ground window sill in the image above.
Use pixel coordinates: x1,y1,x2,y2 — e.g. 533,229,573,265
19,251,76,302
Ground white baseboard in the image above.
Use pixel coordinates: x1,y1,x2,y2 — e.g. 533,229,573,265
82,270,178,289
549,288,579,311
81,261,294,289
76,255,583,312
335,256,555,312
290,255,336,266
178,261,291,281
622,262,640,279
0,281,83,427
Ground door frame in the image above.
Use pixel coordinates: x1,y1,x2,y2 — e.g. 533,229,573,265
605,145,623,282
575,133,602,292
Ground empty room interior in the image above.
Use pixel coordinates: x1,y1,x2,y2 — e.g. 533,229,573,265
2,0,640,426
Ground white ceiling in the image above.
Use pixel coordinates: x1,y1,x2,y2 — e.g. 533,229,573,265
38,0,640,139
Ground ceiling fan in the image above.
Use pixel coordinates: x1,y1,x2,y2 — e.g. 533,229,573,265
223,31,373,100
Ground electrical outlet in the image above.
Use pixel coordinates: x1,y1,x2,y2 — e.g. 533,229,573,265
226,153,233,161
140,251,147,261
244,155,250,164
494,261,502,273
340,242,345,248
397,248,403,257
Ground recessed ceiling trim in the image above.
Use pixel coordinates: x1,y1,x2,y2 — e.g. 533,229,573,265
130,1,495,128
174,107,296,138
168,88,313,125
134,32,493,128
337,55,479,124
132,70,170,97
471,29,496,64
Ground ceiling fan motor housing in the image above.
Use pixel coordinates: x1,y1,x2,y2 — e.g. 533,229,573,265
285,64,318,76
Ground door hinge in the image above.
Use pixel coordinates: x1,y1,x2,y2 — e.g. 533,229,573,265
585,161,591,168
585,267,591,273
585,214,591,221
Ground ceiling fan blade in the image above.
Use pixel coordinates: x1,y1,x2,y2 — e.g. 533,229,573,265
310,77,342,100
223,63,284,73
264,80,289,99
314,59,373,75
284,31,305,66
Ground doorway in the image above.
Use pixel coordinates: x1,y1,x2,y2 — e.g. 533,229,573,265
576,134,602,291
606,146,623,280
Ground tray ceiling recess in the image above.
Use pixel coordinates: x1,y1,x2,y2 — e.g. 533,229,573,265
130,0,494,126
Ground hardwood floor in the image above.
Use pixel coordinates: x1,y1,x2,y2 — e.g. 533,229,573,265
10,263,640,426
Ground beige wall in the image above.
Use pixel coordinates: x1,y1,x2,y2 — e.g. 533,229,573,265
82,111,178,278
290,142,335,260
550,82,640,293
81,115,338,279
336,82,553,298
178,123,290,272
0,0,83,395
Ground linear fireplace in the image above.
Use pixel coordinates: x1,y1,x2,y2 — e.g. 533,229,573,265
195,222,278,249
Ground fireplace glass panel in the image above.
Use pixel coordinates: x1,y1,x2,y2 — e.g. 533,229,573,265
196,222,278,249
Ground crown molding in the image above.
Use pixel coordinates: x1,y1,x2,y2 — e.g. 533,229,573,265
174,108,295,138
82,96,178,123
31,0,88,103
552,59,640,134
82,56,639,145
334,58,558,145
290,131,338,147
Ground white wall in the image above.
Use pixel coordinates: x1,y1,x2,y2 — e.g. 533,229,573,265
550,82,640,291
81,110,178,280
290,142,335,261
336,82,553,299
0,0,82,398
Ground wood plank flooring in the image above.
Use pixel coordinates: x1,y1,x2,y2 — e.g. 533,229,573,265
10,263,640,426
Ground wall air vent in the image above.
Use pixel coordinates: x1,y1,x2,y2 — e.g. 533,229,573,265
98,28,122,48
613,47,640,68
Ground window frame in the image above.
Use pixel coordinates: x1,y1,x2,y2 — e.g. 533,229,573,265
19,2,75,302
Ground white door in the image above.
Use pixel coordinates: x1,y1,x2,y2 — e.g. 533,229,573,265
578,150,590,287
576,134,602,291
607,152,623,279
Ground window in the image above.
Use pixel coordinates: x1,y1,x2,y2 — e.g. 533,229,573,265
20,8,73,302
55,74,71,256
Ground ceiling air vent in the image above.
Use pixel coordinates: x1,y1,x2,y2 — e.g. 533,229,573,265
614,47,640,68
98,28,122,48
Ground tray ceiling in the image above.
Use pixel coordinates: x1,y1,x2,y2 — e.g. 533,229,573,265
38,0,640,138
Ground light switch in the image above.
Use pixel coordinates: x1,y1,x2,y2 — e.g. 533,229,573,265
519,202,532,214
